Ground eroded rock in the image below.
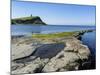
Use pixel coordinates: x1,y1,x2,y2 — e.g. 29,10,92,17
11,37,90,74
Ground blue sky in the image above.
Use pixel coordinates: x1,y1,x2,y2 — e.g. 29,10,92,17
12,1,96,25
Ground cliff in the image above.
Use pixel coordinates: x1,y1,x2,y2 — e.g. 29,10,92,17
11,16,46,25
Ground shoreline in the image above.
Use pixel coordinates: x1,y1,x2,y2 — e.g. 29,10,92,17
11,30,95,74
11,29,95,38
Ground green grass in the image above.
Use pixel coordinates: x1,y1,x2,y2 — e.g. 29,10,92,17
11,16,46,25
32,32,76,39
12,16,39,20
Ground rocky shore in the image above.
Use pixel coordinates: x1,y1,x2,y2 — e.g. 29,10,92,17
11,31,92,74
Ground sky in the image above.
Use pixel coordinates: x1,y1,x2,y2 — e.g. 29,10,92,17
12,1,96,25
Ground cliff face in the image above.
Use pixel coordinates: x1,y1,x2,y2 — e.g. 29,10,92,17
11,16,46,25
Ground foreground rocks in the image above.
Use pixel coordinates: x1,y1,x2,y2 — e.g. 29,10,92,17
11,37,90,74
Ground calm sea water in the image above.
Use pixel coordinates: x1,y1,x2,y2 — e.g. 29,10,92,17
82,31,96,57
11,25,95,35
11,24,96,57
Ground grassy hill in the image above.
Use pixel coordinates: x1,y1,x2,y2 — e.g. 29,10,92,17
11,16,46,25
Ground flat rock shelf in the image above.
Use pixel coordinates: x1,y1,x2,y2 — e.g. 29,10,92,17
11,34,91,74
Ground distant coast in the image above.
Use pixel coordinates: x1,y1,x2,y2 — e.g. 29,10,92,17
11,15,46,25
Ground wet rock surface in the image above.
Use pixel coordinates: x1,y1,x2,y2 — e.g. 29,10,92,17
11,37,91,74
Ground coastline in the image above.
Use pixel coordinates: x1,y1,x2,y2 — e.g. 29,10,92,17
11,30,94,74
11,16,46,25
